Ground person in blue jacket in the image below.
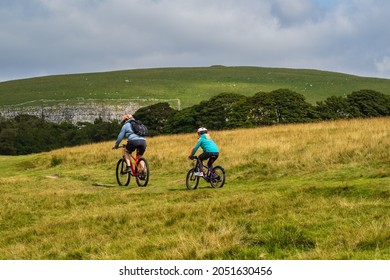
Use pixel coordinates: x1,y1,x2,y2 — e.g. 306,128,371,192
189,127,219,177
113,114,147,173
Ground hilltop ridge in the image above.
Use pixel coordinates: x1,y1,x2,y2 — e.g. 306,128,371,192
1,66,390,108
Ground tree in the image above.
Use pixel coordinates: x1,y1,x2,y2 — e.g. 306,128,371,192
247,91,278,125
315,96,352,120
0,128,17,155
249,89,316,124
347,90,390,117
270,89,316,123
228,97,256,128
134,102,176,136
0,115,122,155
163,105,200,134
197,93,247,130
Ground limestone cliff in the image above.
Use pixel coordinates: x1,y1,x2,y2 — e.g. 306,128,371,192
0,102,140,123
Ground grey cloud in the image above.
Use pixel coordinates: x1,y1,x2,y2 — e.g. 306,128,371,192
1,0,390,81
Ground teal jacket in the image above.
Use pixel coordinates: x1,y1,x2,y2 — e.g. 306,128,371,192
190,134,219,157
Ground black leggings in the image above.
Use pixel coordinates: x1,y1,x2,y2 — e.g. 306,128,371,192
197,152,219,169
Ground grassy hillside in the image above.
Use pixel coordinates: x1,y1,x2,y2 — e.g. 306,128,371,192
0,118,389,260
1,66,390,108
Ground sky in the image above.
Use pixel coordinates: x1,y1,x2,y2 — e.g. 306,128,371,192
1,0,390,82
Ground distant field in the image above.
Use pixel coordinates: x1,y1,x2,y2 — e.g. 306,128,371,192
1,66,390,108
0,117,389,260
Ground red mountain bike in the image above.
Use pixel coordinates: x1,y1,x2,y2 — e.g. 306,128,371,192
186,156,225,190
115,144,149,187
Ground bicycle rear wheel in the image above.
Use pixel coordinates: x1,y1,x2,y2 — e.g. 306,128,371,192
210,166,225,188
135,158,149,187
186,168,199,190
116,158,130,186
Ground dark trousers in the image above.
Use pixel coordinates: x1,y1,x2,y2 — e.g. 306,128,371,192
197,152,219,171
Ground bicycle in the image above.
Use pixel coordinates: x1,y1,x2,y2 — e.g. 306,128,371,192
115,144,149,187
186,156,225,190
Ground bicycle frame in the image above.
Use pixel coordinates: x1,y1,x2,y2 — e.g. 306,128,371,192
193,157,215,182
121,144,139,176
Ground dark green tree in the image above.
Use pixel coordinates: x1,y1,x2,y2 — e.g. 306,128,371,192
347,89,390,117
248,89,316,124
0,127,17,155
54,121,90,146
247,91,278,125
134,102,177,136
83,118,121,142
269,89,316,123
228,97,256,128
315,96,352,120
197,93,247,129
163,105,200,134
0,115,122,155
13,115,55,154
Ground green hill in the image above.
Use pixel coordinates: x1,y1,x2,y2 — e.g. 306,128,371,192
1,66,390,108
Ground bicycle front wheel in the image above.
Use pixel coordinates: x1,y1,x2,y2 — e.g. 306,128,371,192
135,158,149,187
186,168,199,190
116,158,130,186
210,166,225,188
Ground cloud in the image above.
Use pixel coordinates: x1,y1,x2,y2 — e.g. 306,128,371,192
271,0,314,26
375,56,390,77
1,0,390,81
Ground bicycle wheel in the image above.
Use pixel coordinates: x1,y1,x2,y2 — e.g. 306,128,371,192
210,166,225,188
135,158,149,187
186,168,199,190
116,158,130,186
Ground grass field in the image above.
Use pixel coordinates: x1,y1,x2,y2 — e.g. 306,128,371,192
0,117,389,260
1,66,390,108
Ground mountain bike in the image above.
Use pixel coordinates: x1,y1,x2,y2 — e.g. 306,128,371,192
115,144,149,187
186,156,225,190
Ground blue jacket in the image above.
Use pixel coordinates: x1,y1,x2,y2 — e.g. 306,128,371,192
190,133,219,157
114,118,145,148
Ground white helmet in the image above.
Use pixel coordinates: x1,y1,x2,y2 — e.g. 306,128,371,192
197,127,207,135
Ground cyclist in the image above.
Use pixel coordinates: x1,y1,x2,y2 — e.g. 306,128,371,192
188,127,219,177
113,114,147,173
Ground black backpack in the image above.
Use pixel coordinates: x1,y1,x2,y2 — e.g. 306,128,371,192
130,119,148,136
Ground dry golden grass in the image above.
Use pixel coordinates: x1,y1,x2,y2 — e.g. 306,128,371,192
215,118,389,177
37,117,389,180
0,117,389,259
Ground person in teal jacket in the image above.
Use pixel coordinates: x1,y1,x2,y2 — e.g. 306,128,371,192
189,127,219,177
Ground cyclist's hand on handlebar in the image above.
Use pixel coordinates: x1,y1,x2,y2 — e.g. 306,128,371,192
188,155,193,160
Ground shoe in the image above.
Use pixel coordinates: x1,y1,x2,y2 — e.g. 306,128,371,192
194,172,204,177
124,167,131,173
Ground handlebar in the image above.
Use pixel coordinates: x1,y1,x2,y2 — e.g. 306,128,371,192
112,144,127,150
